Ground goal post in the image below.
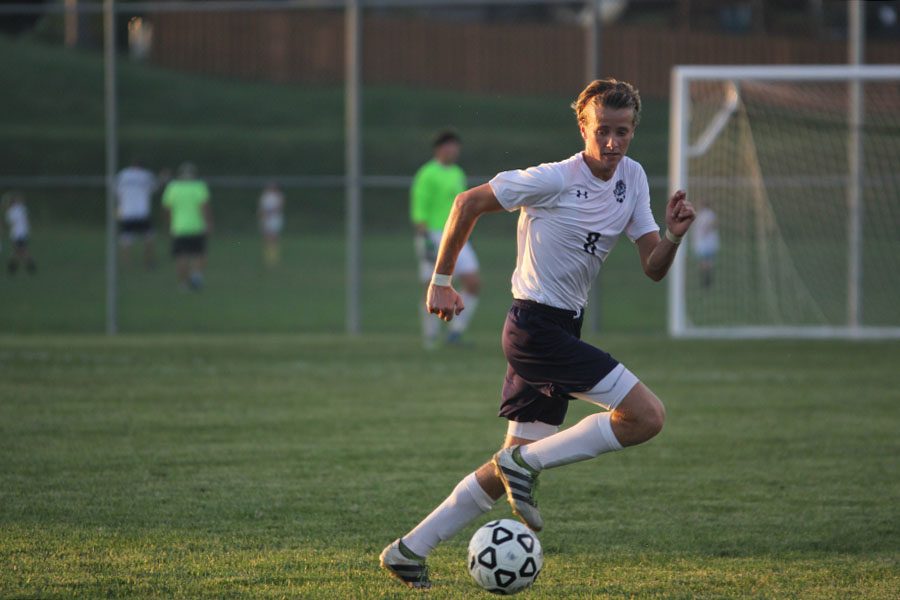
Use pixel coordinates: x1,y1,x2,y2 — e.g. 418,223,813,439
668,65,900,339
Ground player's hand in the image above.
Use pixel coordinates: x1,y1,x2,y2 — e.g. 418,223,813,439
665,190,696,237
427,283,465,322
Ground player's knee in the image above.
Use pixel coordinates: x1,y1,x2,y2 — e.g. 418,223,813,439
613,389,665,444
642,398,666,440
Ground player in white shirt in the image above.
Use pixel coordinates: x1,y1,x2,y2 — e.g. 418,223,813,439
381,79,697,589
258,182,285,268
691,205,719,288
116,159,162,268
3,191,37,275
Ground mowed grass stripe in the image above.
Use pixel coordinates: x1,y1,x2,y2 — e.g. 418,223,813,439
1,335,897,598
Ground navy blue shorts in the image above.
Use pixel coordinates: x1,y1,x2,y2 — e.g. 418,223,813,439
499,299,620,426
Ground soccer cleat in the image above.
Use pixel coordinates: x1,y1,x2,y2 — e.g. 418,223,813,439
379,538,432,590
492,446,543,532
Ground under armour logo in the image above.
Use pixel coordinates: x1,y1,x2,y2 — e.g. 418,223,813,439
583,231,602,255
574,189,589,199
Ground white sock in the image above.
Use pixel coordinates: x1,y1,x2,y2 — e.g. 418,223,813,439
518,412,623,471
402,472,495,558
449,293,479,334
420,303,440,341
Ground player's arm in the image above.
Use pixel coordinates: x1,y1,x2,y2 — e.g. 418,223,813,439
410,172,437,259
636,190,696,282
427,184,504,321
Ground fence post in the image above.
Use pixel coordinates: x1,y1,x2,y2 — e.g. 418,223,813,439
345,0,362,335
104,0,118,335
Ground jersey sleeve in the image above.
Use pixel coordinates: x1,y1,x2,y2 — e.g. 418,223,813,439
489,162,565,211
409,168,431,225
625,166,659,242
199,182,210,203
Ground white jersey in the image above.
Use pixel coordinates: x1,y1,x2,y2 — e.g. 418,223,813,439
489,153,658,312
6,203,29,240
691,207,719,257
259,189,285,234
116,167,158,220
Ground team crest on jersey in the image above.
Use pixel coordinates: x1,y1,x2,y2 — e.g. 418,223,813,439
614,180,626,203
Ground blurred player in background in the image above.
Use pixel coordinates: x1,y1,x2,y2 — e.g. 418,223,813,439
381,79,696,589
116,158,166,269
3,191,37,276
258,182,285,268
411,130,480,348
162,162,212,291
691,204,719,288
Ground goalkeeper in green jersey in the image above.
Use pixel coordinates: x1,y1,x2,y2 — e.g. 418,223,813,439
410,130,481,349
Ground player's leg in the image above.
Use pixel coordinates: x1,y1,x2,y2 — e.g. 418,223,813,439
496,369,664,531
447,242,480,343
173,238,190,287
7,241,20,275
493,303,666,529
184,236,207,290
189,255,206,290
417,241,441,349
263,231,279,268
21,243,36,274
381,423,556,588
118,224,134,268
143,225,157,269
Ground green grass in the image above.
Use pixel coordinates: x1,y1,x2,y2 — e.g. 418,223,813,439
1,220,667,335
1,334,898,598
0,35,670,181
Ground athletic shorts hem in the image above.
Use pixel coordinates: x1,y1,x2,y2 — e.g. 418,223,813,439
119,217,153,236
570,364,640,411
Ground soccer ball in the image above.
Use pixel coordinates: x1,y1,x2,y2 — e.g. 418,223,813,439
467,519,543,595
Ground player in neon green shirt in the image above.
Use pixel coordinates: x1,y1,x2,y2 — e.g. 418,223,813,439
162,162,213,291
410,130,480,348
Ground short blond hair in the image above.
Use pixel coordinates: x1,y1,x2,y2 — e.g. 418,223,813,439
572,78,642,127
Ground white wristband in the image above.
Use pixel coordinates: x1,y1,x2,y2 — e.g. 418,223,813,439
665,229,683,244
431,273,453,287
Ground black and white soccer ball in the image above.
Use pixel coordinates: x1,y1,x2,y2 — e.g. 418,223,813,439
467,519,543,595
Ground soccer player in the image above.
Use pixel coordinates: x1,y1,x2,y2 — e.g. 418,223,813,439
161,162,212,291
116,158,163,269
411,130,481,348
692,204,719,289
258,182,285,268
380,79,696,589
3,191,36,275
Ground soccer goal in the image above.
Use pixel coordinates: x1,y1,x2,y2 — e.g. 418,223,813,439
668,65,900,339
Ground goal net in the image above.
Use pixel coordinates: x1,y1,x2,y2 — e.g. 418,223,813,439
668,65,900,338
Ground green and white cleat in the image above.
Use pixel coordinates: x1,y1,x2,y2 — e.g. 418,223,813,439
379,538,432,590
492,445,543,532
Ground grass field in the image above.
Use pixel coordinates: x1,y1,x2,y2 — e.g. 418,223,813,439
1,224,667,335
1,333,898,598
2,32,898,600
